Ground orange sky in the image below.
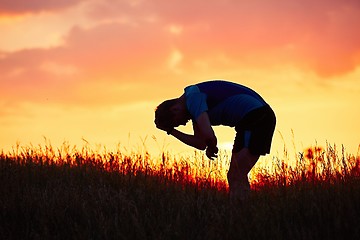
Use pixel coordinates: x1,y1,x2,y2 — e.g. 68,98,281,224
1,0,360,158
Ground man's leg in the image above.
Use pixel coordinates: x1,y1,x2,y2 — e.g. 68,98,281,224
227,148,259,203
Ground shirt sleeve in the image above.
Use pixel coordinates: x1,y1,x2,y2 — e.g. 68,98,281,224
184,85,208,121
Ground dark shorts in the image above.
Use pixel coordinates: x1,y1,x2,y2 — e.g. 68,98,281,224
232,105,276,155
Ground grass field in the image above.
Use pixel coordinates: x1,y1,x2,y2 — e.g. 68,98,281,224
1,141,360,239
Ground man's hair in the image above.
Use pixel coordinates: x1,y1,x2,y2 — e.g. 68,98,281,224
155,99,177,129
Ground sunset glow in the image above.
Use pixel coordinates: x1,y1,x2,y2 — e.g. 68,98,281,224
1,0,360,158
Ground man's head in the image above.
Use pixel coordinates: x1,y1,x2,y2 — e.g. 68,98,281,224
155,98,190,130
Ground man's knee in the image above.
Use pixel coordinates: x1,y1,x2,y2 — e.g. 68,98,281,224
231,148,259,172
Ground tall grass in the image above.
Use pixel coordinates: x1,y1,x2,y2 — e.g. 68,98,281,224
0,140,359,239
252,143,360,188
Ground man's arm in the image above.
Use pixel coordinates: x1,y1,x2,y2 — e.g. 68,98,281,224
194,112,218,159
170,128,207,150
166,111,218,159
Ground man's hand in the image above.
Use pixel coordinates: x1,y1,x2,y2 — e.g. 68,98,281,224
154,119,173,134
206,146,218,160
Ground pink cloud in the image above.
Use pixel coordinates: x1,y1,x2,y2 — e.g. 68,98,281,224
0,20,178,107
0,0,86,14
1,0,360,110
161,0,360,77
97,1,360,76
88,0,360,77
62,22,171,74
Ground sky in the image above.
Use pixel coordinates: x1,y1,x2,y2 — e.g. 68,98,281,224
1,0,360,158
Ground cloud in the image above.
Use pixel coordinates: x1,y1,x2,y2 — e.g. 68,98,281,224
1,0,360,110
0,19,180,107
85,0,360,77
0,0,86,14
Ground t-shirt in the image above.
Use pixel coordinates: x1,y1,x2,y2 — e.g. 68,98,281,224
185,80,267,127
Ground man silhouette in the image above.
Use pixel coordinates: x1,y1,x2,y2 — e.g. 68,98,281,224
155,80,276,203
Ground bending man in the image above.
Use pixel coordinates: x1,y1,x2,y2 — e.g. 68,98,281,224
154,80,276,202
